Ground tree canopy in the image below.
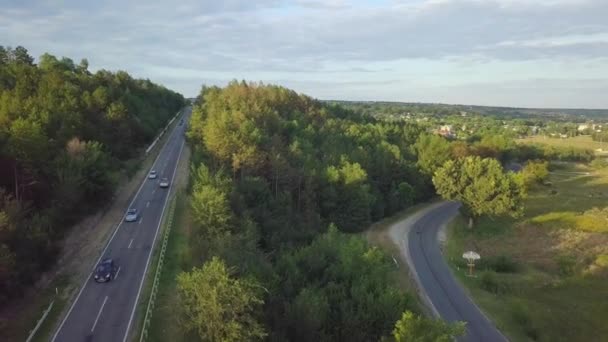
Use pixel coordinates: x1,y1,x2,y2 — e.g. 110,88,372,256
433,156,526,227
177,257,266,342
0,45,184,303
391,311,466,342
184,82,446,341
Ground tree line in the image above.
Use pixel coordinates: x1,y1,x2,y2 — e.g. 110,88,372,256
0,46,184,303
181,81,464,341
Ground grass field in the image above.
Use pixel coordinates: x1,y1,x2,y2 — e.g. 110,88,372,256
445,163,608,342
518,135,608,153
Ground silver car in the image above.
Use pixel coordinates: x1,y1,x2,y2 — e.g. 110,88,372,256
159,177,169,188
125,208,139,222
148,170,157,179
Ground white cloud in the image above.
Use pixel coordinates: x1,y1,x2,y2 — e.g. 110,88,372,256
1,0,607,107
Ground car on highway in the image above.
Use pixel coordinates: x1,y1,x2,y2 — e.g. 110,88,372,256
94,258,116,283
148,170,157,179
159,177,169,188
125,208,139,222
179,119,184,125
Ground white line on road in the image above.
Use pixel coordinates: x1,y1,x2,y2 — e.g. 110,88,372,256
115,267,121,280
91,296,108,332
138,218,143,225
146,201,150,208
128,239,134,249
125,138,185,342
51,109,186,342
152,189,156,195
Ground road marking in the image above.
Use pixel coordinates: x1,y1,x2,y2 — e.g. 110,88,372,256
152,189,156,195
91,296,108,332
115,267,121,280
125,137,186,342
138,218,143,225
51,108,187,342
146,201,150,208
128,239,134,249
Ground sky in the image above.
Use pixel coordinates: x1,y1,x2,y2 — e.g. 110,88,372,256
2,0,608,108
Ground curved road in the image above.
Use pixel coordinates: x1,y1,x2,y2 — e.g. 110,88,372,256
407,201,508,342
52,108,190,342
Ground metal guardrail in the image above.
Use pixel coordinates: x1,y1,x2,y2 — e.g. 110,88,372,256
145,109,182,154
139,196,177,342
25,300,55,342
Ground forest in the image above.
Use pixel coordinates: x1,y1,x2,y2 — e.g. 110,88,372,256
0,46,184,304
182,82,473,340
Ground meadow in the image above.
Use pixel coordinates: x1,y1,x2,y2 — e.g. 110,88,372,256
445,163,608,342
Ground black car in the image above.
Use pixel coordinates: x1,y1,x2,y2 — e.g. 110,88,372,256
94,258,116,283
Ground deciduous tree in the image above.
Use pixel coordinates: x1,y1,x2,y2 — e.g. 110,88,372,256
176,257,266,342
392,311,465,342
433,156,525,228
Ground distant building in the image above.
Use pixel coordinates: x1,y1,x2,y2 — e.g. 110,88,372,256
436,125,455,138
578,124,589,131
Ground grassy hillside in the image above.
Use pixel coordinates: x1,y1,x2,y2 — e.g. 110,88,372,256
518,135,608,154
445,163,608,342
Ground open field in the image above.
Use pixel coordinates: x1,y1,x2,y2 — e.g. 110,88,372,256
445,163,608,342
517,135,608,153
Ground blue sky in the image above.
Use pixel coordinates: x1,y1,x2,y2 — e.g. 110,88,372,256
2,0,608,108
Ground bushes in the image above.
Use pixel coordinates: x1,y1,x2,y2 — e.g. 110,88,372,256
480,255,519,273
590,158,608,169
556,255,577,277
480,271,515,294
510,302,539,340
521,160,549,186
531,208,608,233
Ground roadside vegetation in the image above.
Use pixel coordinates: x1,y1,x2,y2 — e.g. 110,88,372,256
0,46,184,334
445,162,608,341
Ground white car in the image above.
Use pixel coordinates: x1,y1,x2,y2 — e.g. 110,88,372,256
148,170,157,179
125,208,139,222
159,177,169,188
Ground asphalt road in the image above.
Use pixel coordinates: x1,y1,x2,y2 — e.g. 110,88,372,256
407,201,508,342
52,108,190,342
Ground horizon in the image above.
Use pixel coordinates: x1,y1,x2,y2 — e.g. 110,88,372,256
3,0,608,109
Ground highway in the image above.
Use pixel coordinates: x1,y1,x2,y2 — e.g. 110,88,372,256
52,107,189,342
407,201,508,342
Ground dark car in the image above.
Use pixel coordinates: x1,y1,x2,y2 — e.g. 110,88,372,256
94,258,116,283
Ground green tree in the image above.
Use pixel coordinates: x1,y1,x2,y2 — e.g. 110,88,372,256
392,311,465,342
12,46,34,65
414,134,451,176
176,257,266,342
191,184,233,239
274,226,414,341
433,156,525,228
521,160,549,186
